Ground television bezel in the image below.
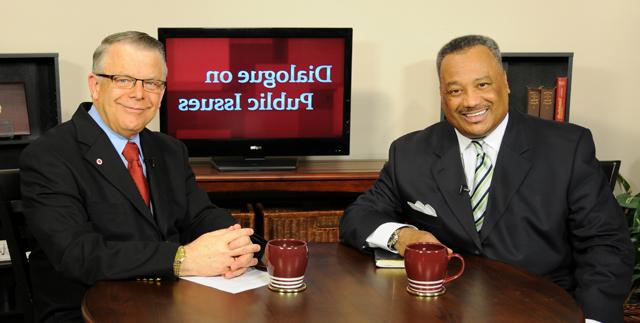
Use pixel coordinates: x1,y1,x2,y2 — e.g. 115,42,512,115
157,27,352,159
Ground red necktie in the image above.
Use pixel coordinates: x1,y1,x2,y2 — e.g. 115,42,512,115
122,142,150,206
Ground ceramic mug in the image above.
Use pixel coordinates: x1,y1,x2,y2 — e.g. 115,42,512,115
265,239,309,292
404,242,465,296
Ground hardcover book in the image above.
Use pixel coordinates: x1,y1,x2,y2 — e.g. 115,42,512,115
374,248,405,268
539,87,556,120
0,83,31,137
555,77,567,122
526,87,541,117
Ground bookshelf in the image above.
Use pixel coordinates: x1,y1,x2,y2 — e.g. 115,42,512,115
501,52,573,121
0,54,61,169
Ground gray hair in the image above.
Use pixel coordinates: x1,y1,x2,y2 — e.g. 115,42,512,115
436,35,502,76
92,31,167,78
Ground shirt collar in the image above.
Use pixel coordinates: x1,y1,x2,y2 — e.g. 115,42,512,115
88,105,141,155
455,113,509,152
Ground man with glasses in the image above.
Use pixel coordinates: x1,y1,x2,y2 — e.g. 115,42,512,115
20,31,263,322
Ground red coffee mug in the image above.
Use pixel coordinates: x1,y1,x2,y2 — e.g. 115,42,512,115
404,242,464,296
265,239,308,292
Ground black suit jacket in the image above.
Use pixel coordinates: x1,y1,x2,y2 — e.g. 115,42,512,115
20,103,243,322
340,109,633,323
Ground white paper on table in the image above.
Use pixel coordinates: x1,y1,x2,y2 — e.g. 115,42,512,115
181,268,270,294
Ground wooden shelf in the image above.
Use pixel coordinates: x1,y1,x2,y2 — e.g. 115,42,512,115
192,159,384,193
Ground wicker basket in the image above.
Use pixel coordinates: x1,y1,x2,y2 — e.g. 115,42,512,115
257,202,343,242
625,303,640,322
229,203,255,229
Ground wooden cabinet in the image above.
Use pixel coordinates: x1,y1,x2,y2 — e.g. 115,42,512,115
192,159,384,240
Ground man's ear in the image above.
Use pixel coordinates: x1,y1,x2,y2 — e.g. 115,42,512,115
438,83,448,111
503,71,510,94
440,99,447,113
88,73,100,100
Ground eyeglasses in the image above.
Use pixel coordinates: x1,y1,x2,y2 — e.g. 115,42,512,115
95,73,166,93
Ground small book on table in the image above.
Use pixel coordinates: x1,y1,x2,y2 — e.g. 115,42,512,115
374,249,405,268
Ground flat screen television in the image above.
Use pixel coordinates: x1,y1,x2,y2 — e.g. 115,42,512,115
158,28,352,171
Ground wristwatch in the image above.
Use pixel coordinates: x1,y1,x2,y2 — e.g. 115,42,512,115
173,245,186,277
387,228,402,251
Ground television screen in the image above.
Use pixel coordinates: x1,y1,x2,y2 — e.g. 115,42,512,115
158,28,352,170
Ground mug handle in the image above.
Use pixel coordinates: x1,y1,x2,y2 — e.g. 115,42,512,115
443,253,465,284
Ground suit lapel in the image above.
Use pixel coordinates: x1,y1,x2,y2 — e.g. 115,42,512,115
73,104,156,226
479,111,533,241
432,125,482,250
140,130,170,236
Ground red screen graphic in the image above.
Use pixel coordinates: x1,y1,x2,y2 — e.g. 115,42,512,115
164,37,345,140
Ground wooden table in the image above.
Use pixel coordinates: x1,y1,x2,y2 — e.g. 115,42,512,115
82,244,583,323
192,159,385,193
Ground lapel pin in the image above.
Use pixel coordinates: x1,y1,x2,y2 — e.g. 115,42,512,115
96,158,103,165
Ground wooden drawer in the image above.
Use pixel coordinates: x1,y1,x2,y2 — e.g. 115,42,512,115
257,202,343,242
229,203,255,229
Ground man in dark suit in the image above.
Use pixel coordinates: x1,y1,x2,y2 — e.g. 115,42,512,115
340,35,633,323
20,31,262,322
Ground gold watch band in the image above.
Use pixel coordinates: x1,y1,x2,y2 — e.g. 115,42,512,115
173,245,186,277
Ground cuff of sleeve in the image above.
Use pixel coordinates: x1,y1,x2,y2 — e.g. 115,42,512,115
365,222,416,252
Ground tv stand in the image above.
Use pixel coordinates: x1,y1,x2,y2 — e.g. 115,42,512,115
211,157,298,172
192,159,385,241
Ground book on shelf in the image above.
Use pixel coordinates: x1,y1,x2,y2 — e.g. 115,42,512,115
374,248,404,268
554,77,567,122
526,87,541,117
539,87,556,120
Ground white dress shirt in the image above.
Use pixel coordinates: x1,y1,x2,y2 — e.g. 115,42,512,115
365,114,509,252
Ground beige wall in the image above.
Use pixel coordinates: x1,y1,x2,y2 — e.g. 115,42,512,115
2,0,639,189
